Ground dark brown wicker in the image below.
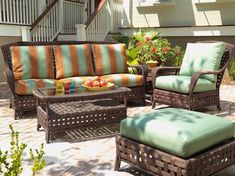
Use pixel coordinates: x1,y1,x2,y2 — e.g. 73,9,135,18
152,42,235,110
115,135,235,176
33,86,131,143
1,41,148,119
38,99,126,143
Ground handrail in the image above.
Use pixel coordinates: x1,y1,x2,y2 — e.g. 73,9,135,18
0,0,38,25
85,0,107,28
30,0,61,41
30,0,59,31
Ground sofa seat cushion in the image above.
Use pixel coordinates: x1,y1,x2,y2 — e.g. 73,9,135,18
11,46,54,80
155,75,216,94
15,79,55,95
57,76,93,86
54,44,94,79
92,44,128,76
179,42,225,82
120,108,234,158
101,74,144,87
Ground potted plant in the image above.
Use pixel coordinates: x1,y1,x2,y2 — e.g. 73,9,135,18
123,30,184,68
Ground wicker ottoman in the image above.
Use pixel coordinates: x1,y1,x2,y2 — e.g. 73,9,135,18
115,108,235,176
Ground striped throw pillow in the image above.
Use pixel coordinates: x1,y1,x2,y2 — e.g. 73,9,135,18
54,44,94,79
92,44,128,76
11,46,54,80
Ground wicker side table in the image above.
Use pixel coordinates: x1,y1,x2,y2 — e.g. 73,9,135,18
38,99,126,143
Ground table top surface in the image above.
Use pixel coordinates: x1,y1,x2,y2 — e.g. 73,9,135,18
33,86,131,100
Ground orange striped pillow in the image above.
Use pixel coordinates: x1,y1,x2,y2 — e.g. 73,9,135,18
92,44,128,76
54,44,94,79
11,46,54,80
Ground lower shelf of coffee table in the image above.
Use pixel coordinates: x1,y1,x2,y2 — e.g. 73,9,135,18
37,98,126,143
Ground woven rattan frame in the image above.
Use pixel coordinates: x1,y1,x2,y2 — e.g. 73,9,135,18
152,42,235,110
38,99,126,143
115,135,235,176
1,41,148,119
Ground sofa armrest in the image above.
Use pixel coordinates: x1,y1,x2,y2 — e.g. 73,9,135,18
151,67,180,90
128,64,148,84
4,68,15,96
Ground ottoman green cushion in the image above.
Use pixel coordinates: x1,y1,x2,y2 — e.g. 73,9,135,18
120,108,234,158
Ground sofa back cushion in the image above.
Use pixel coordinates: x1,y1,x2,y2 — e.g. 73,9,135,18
54,44,94,79
11,46,54,80
179,42,225,82
92,44,128,76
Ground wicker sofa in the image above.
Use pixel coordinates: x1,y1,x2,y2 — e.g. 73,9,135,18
1,41,148,119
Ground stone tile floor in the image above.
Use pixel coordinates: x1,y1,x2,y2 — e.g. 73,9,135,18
1,85,235,175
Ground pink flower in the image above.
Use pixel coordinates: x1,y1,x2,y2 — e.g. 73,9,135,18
145,36,151,42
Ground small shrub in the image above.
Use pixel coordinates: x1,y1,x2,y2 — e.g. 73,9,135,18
0,125,46,176
228,57,235,80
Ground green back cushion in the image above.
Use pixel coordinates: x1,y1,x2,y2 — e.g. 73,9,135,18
54,44,94,79
11,46,54,80
121,108,234,158
155,75,216,94
179,42,225,82
92,44,128,76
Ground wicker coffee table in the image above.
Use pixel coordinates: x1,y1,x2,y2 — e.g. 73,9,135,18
33,86,131,143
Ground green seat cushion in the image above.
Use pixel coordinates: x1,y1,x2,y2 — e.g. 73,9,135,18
155,75,216,94
179,42,225,82
120,108,234,158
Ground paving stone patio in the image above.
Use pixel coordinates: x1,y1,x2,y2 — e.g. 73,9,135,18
1,85,235,175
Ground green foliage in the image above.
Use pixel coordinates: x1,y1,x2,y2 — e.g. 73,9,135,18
112,30,184,66
30,144,46,176
228,57,235,80
0,125,46,176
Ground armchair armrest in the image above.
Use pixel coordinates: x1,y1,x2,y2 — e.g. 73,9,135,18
4,68,15,96
189,69,222,96
128,64,148,84
151,67,180,90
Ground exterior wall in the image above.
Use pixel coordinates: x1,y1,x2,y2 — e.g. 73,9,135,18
124,0,235,28
0,36,22,82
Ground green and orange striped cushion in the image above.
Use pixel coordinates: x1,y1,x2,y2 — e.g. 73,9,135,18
54,44,94,79
15,79,55,95
100,74,144,87
92,44,128,76
11,46,54,80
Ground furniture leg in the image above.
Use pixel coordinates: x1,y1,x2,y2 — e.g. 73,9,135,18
45,131,50,144
114,152,121,171
37,122,41,130
217,103,221,111
151,100,156,109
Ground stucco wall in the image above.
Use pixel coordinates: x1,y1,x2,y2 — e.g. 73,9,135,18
124,0,235,28
0,36,22,82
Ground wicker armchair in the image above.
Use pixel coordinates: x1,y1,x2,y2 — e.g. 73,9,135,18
151,42,235,110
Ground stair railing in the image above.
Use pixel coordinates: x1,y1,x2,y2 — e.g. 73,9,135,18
0,0,38,25
85,0,112,41
30,0,61,41
63,0,85,34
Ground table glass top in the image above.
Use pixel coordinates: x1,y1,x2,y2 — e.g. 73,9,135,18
38,85,129,97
